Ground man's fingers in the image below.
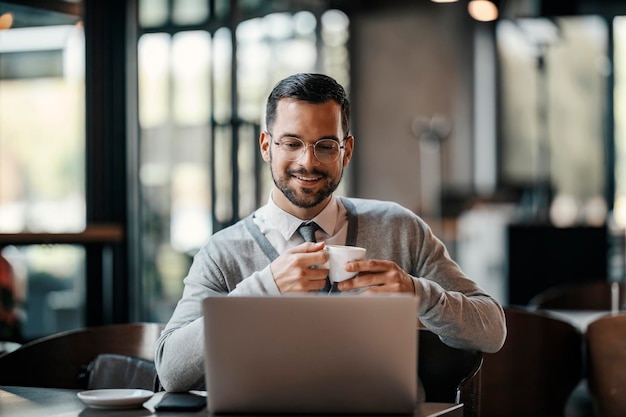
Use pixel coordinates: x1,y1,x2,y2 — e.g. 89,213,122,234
345,258,389,273
288,241,326,253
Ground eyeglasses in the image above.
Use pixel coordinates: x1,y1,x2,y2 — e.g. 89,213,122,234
269,133,346,163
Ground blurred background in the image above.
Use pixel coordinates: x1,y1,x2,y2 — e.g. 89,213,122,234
0,0,625,342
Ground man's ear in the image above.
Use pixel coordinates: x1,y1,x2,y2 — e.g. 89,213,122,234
342,135,355,166
260,131,271,163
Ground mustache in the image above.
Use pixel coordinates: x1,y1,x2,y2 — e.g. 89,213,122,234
288,168,327,177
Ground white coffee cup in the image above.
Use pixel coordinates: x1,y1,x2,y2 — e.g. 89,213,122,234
325,245,367,283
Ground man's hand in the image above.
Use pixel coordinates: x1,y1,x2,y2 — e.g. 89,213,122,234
270,242,329,293
337,259,415,294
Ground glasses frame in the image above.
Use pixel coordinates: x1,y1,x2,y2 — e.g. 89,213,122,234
268,132,347,163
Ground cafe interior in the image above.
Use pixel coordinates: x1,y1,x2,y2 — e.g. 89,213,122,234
1,0,626,415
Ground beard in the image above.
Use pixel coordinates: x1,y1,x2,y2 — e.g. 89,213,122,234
269,155,343,209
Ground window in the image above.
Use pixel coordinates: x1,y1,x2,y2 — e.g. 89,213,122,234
614,17,626,228
0,1,86,340
137,4,351,321
497,16,608,227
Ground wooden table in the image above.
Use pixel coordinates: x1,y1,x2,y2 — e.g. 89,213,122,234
0,386,463,417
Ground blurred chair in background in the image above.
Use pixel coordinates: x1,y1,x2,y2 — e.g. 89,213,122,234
418,328,483,417
86,353,160,391
0,322,164,390
480,307,584,417
585,312,626,417
528,280,624,311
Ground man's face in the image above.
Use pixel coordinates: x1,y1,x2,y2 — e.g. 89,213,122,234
260,98,353,219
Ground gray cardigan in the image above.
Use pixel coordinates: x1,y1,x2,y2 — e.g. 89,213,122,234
155,197,507,392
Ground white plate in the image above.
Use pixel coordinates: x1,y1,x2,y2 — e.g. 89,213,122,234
77,389,154,409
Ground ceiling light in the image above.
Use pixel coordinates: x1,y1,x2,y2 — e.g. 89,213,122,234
0,13,14,30
468,0,499,22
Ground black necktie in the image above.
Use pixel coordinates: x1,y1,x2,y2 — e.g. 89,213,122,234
297,222,319,243
297,222,338,294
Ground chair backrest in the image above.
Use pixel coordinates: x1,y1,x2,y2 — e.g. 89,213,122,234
86,353,160,391
585,312,626,417
528,280,622,311
0,322,164,389
418,328,483,417
480,307,584,417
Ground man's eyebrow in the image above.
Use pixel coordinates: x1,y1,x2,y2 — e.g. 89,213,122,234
278,132,303,139
279,133,341,142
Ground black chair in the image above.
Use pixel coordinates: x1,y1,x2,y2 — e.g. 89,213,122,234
585,312,626,417
480,307,584,417
85,353,160,391
418,328,483,417
528,280,624,311
0,322,164,390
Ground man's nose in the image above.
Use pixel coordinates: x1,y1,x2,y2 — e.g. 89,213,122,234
298,144,321,165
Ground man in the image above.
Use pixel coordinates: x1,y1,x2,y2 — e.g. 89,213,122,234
155,73,507,392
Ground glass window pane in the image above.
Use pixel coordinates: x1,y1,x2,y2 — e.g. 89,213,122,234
214,0,230,20
214,126,233,223
237,19,271,122
238,124,258,218
213,27,232,124
171,158,211,252
614,16,626,228
173,0,208,25
0,24,85,233
139,0,168,28
322,9,350,86
497,16,607,226
138,33,170,128
139,30,213,320
172,31,211,125
2,244,85,341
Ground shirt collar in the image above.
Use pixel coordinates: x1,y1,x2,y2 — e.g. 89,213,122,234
265,192,340,241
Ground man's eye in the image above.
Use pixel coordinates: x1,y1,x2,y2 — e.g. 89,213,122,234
317,143,337,152
283,141,302,149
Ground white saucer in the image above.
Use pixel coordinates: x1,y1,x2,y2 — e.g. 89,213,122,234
77,389,154,409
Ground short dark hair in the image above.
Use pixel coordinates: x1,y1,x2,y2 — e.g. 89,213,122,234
265,73,350,137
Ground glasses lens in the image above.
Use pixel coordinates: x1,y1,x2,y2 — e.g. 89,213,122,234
314,140,341,163
279,138,305,160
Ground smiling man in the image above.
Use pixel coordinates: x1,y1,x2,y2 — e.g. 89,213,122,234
154,73,507,392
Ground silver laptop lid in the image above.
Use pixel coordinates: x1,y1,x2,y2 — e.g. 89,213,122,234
202,294,418,414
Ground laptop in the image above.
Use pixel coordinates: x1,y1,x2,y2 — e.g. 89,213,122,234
202,294,418,414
